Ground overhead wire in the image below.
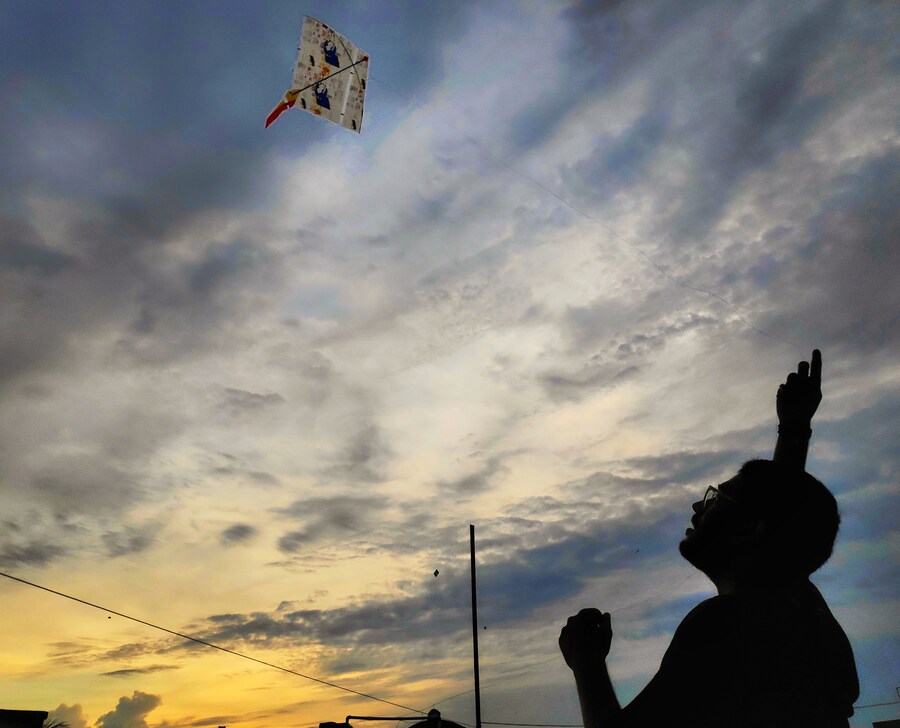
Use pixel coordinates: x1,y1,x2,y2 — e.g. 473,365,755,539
0,569,425,716
854,699,900,709
431,655,559,709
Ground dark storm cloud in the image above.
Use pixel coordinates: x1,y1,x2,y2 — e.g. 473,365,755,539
665,0,844,241
275,495,385,523
189,243,266,294
276,531,315,554
0,217,78,276
100,664,179,678
102,524,159,558
209,453,279,488
182,717,243,728
320,423,393,484
0,540,65,569
811,392,900,545
560,109,671,201
539,308,715,401
540,362,640,402
435,454,510,497
221,388,286,415
274,495,385,554
191,462,710,649
30,455,145,515
219,523,259,546
46,641,93,659
758,149,900,353
0,3,308,392
511,1,711,149
554,1,867,246
210,468,279,486
619,449,749,487
0,200,282,391
0,512,83,569
95,691,161,728
195,507,685,648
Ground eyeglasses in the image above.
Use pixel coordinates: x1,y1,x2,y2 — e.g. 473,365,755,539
702,485,747,511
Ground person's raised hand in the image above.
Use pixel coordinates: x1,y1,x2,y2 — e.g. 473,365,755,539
559,608,612,673
776,349,822,430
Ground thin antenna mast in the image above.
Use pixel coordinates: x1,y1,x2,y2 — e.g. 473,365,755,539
470,524,483,728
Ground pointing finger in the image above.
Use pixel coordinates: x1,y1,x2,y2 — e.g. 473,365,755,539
811,349,822,387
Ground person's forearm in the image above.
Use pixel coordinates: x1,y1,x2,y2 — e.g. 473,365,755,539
773,425,812,470
573,663,622,728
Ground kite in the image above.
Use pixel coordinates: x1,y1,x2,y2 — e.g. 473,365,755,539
266,16,369,133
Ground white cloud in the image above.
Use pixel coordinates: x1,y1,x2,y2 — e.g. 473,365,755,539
94,692,161,728
47,704,89,728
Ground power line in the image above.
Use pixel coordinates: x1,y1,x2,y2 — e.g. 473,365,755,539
0,569,425,716
854,699,900,709
431,656,559,709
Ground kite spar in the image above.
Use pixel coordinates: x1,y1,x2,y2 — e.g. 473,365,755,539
266,16,369,132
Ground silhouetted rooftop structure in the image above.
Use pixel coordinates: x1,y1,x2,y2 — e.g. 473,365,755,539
408,709,467,728
0,710,48,728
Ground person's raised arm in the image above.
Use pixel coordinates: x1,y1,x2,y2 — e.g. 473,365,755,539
559,609,620,728
773,349,822,470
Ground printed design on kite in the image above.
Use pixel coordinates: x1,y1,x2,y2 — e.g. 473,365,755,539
265,16,368,133
315,82,331,109
322,39,340,67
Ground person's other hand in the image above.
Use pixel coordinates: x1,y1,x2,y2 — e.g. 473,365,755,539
559,608,612,672
777,349,822,429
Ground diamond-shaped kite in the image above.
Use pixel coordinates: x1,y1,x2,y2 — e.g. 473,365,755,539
266,16,369,133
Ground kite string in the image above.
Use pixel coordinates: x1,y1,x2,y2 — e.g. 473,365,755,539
368,75,803,354
332,27,364,90
609,569,699,615
0,569,426,716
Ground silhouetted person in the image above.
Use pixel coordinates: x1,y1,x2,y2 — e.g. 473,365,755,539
559,350,859,727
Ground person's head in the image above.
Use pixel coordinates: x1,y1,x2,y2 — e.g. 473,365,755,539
679,459,840,587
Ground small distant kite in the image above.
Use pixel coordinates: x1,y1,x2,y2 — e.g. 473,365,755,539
266,16,369,133
433,569,440,577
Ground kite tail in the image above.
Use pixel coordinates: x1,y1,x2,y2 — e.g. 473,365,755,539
266,101,289,128
265,89,301,128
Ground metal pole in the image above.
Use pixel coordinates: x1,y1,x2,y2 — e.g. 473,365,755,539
470,524,482,728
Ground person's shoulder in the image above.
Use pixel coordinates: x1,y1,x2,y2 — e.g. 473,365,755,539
665,594,738,653
678,594,736,631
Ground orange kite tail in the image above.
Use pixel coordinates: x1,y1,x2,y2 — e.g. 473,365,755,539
265,89,301,128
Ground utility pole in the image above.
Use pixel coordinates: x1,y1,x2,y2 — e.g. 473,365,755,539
469,524,482,728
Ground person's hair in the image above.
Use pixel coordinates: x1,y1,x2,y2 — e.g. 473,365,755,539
733,459,840,580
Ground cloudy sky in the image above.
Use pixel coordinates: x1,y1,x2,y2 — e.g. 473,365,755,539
1,1,898,726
